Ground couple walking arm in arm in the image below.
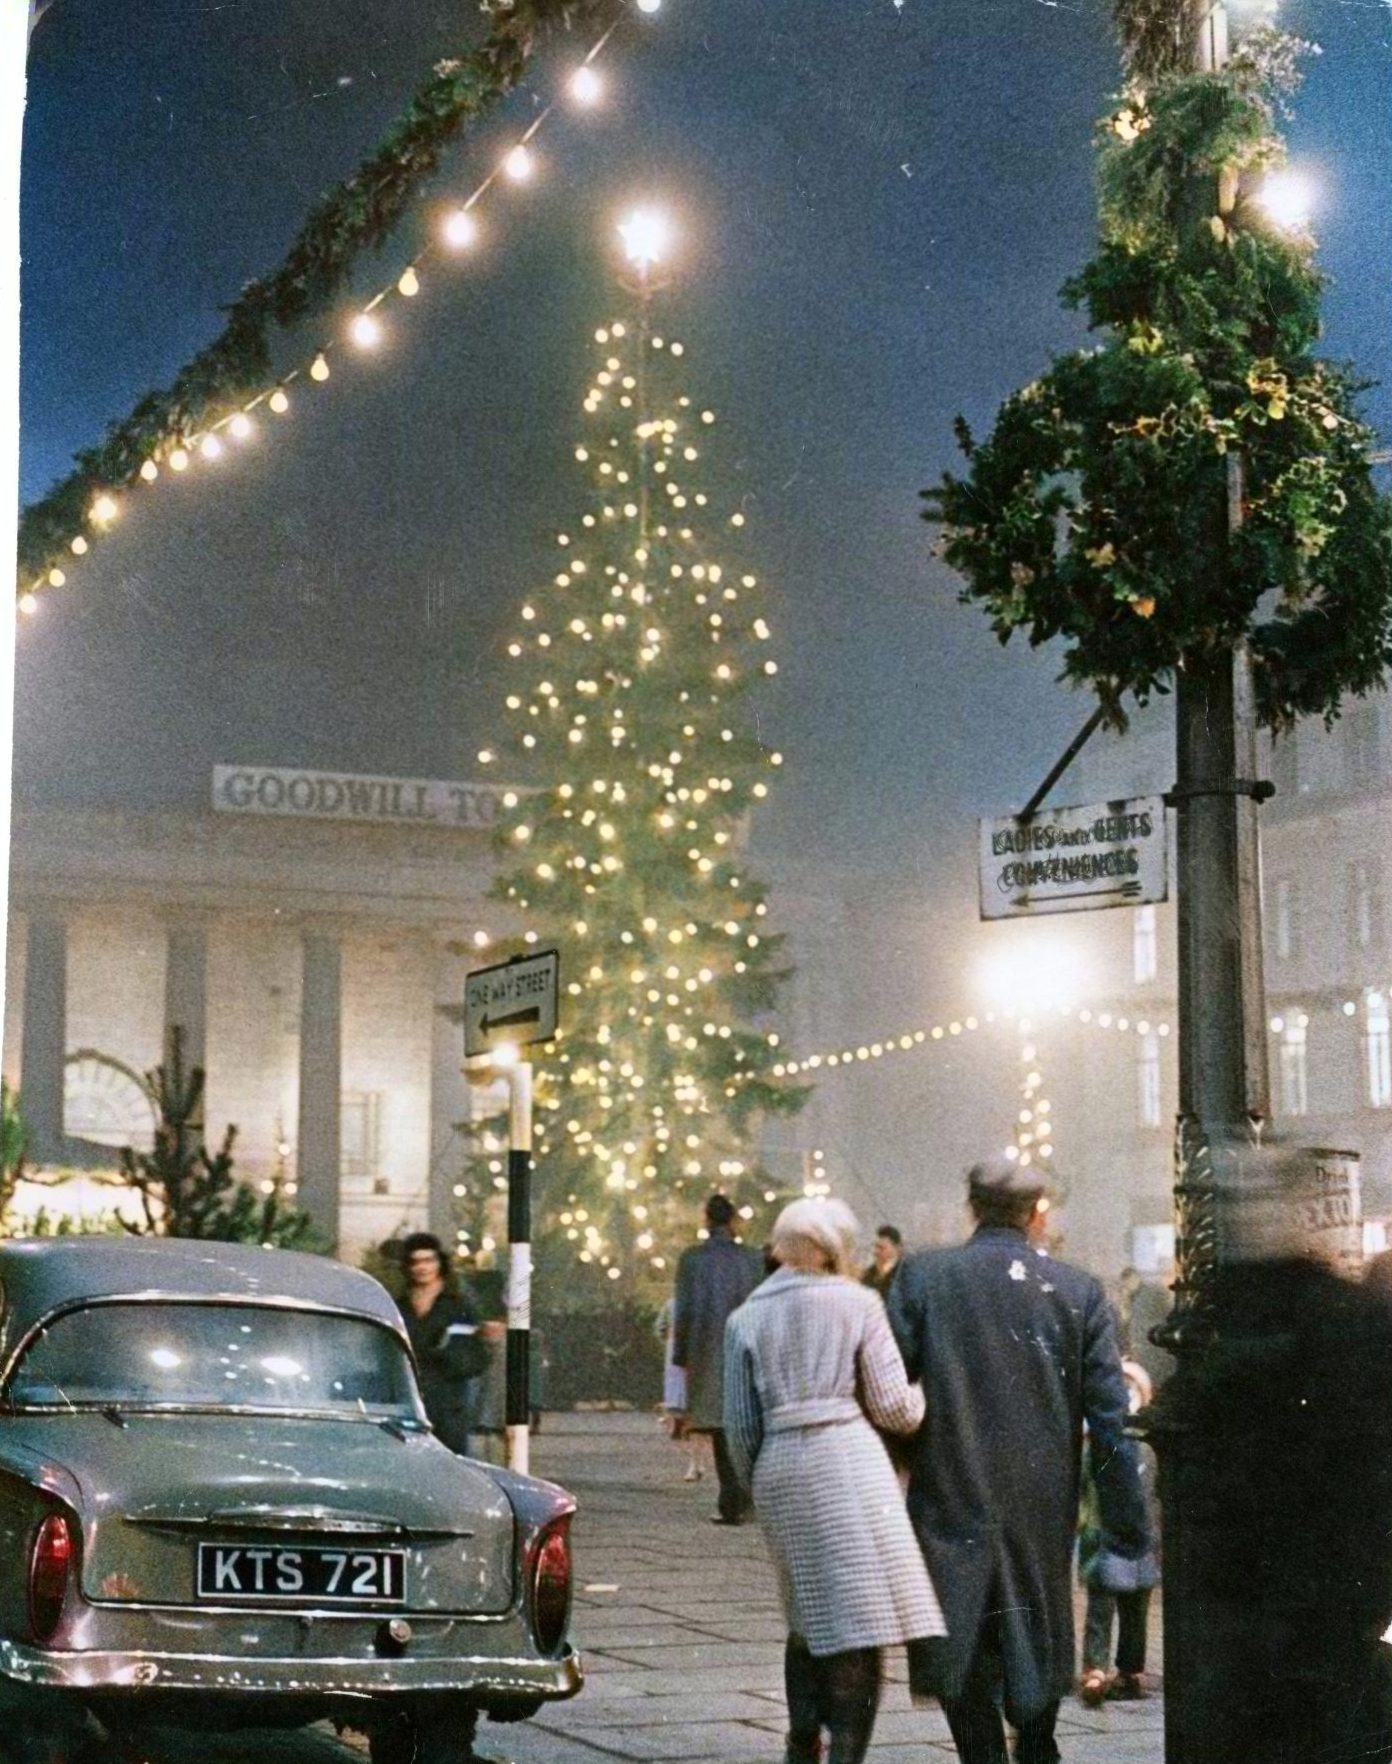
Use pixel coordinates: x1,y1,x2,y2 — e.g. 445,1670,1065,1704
725,1162,1150,1764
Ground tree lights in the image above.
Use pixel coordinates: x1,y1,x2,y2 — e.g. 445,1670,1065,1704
484,300,805,1280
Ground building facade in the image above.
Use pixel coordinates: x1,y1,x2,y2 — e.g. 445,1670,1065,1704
1058,696,1392,1275
2,770,510,1261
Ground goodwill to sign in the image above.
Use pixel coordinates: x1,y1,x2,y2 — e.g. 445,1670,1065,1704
978,795,1167,921
213,765,514,830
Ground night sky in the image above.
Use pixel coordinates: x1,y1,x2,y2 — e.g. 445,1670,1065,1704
16,0,1392,1189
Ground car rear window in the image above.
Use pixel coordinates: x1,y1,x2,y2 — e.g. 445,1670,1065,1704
7,1301,419,1417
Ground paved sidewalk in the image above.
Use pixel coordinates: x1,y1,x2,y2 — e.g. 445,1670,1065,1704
464,1411,1164,1764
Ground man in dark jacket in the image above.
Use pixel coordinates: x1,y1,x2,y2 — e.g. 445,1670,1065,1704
398,1232,497,1456
889,1157,1149,1764
672,1193,762,1523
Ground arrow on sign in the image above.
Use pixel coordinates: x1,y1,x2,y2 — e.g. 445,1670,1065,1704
481,1006,542,1036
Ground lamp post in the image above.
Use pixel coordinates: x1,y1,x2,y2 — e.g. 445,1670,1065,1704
1150,7,1340,1761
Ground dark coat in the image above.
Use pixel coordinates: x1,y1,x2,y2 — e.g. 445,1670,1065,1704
889,1227,1148,1721
401,1285,488,1454
672,1228,761,1430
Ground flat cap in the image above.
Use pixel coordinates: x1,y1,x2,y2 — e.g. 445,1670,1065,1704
967,1153,1052,1198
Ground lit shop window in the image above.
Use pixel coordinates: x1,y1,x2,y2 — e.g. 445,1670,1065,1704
1133,905,1158,985
1367,993,1392,1110
1278,1019,1308,1118
1136,1032,1162,1129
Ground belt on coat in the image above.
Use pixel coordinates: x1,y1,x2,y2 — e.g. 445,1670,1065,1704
766,1397,863,1432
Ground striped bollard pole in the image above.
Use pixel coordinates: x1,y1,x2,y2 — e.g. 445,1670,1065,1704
505,1057,533,1475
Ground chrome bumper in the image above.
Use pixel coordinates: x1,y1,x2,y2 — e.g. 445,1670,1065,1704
0,1636,582,1701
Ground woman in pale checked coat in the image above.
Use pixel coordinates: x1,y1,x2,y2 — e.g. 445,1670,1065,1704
725,1198,945,1764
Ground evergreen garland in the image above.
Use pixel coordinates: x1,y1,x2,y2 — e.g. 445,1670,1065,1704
18,0,626,594
926,28,1392,731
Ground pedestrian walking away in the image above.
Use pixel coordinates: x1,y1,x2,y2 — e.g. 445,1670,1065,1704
889,1156,1150,1764
672,1191,762,1523
396,1231,498,1457
725,1198,946,1764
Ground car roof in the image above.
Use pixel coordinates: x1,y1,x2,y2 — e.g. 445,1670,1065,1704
0,1238,406,1369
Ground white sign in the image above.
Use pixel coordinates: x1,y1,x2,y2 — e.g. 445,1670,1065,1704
213,766,510,830
979,795,1167,920
465,950,560,1058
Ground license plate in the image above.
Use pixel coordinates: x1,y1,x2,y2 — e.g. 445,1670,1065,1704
196,1542,407,1605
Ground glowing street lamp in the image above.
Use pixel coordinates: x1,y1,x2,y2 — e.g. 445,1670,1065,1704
617,206,673,273
1256,167,1315,233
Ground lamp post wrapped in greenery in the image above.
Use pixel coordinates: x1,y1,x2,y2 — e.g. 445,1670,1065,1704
928,3,1392,1758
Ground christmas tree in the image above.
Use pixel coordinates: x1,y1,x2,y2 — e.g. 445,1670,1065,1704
482,240,807,1290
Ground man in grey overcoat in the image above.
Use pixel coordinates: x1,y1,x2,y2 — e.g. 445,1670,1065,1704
672,1192,762,1523
889,1157,1149,1764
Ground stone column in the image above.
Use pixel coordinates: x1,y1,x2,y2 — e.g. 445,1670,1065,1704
297,927,342,1251
21,914,67,1166
164,918,208,1077
429,938,469,1241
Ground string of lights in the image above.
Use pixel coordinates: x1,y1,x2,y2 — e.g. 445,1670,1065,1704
768,1001,1173,1081
17,4,660,618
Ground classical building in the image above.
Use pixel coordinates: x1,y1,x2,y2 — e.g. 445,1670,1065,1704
1,767,510,1261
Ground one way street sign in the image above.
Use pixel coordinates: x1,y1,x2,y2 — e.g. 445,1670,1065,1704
464,948,560,1059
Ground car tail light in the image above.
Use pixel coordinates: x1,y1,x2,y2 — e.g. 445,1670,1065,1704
527,1518,571,1655
28,1512,75,1644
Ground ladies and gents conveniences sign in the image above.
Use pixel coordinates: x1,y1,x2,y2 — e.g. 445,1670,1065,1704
978,795,1168,920
213,765,511,830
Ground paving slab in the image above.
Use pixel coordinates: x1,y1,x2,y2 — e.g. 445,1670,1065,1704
457,1411,1165,1764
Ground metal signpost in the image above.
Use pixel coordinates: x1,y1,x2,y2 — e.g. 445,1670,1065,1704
464,948,559,1476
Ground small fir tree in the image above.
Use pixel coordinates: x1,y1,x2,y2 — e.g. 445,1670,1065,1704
485,307,807,1288
120,1030,318,1247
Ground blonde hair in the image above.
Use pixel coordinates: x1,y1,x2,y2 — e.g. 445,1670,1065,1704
770,1197,863,1279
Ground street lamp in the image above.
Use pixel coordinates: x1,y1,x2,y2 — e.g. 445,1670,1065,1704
1257,167,1315,232
617,206,673,275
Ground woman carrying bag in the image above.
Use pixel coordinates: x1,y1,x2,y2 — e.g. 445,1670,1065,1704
724,1198,946,1764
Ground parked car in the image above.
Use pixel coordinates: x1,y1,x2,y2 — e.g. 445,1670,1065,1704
0,1237,581,1763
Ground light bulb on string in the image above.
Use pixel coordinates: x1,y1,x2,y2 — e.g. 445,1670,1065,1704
70,536,88,556
570,64,602,105
269,389,290,415
351,312,383,348
18,593,38,618
310,354,331,382
637,0,661,12
504,144,535,182
397,266,420,298
169,447,190,472
443,208,479,249
200,434,223,461
90,494,119,526
229,413,254,441
47,568,64,588
139,460,159,482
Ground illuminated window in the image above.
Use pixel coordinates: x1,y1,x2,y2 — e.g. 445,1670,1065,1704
1278,1021,1308,1118
1133,905,1157,985
1137,1032,1161,1129
1367,992,1392,1110
1274,877,1299,961
1348,861,1383,952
